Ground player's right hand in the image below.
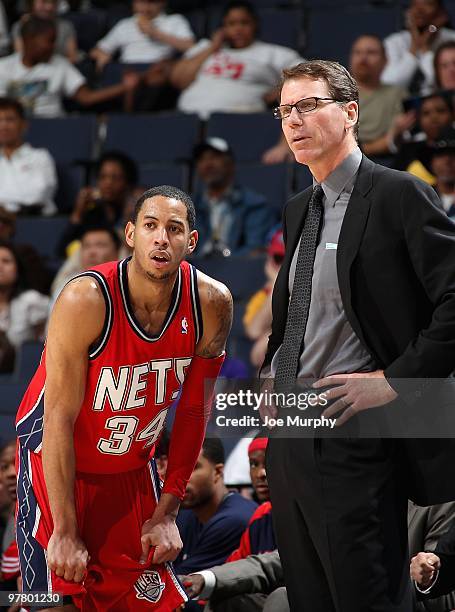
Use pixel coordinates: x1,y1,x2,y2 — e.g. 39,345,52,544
179,573,205,599
47,532,89,583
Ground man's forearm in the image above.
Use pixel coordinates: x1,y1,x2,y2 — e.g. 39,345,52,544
42,417,78,534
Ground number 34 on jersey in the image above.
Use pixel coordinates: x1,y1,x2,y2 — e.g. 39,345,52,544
92,357,192,456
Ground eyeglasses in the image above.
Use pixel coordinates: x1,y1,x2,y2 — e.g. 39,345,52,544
273,97,339,120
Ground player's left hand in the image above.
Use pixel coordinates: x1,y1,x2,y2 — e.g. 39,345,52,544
140,514,182,565
313,370,398,427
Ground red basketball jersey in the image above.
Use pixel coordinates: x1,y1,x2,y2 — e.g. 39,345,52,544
16,258,203,474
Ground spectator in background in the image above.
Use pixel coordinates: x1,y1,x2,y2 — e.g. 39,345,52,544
192,137,275,256
91,0,194,70
244,229,284,370
174,436,257,575
393,92,454,182
171,0,303,119
12,0,79,63
0,97,57,215
0,17,141,117
350,35,410,158
0,206,53,295
91,0,195,112
180,437,283,612
0,241,49,350
50,223,121,303
0,440,18,597
382,0,455,95
429,124,455,218
0,242,49,350
57,150,138,257
434,39,455,89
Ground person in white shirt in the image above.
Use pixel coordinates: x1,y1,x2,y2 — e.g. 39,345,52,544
0,16,141,117
382,0,455,95
91,0,194,69
171,0,303,119
12,0,79,63
0,96,57,215
91,0,194,112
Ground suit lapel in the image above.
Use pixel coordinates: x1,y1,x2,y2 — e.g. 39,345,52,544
337,156,374,351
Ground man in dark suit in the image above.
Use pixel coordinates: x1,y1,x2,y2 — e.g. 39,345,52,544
261,60,455,612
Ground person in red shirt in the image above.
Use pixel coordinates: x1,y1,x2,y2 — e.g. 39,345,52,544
15,184,232,611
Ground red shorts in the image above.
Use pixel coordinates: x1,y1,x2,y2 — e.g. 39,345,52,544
16,446,187,611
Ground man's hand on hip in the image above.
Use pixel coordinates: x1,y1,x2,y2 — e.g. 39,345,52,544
47,531,89,582
140,514,182,564
313,370,398,426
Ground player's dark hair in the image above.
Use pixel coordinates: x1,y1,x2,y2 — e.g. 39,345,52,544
0,97,26,120
132,185,196,231
20,15,56,39
80,224,122,251
96,151,138,188
222,0,258,22
155,428,170,458
0,240,28,298
202,436,225,465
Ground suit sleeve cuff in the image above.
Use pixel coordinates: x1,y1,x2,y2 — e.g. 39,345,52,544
193,570,217,599
414,569,439,594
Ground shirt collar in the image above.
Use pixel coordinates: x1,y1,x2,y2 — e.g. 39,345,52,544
313,146,362,207
0,143,28,160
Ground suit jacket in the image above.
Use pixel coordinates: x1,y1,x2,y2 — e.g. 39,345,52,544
263,155,455,505
208,550,283,606
408,501,455,611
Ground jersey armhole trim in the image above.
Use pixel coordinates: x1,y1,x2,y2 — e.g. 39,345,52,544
67,271,113,360
190,265,203,345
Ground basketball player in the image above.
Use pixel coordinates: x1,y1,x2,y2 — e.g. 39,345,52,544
15,185,232,611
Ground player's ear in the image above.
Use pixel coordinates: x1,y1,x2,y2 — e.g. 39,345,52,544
214,462,224,483
187,229,198,255
125,221,135,248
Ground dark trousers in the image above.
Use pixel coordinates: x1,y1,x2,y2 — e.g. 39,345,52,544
266,436,413,612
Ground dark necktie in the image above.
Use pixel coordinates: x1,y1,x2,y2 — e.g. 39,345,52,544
274,184,325,393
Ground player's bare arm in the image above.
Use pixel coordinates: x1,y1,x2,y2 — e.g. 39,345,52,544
43,277,106,583
196,272,233,358
140,273,232,565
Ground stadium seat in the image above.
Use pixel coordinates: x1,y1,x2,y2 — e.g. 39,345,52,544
15,216,70,261
304,4,401,68
14,342,44,385
103,113,200,163
0,413,16,446
207,7,303,49
26,116,98,165
138,164,188,190
99,63,151,88
194,254,266,300
66,10,107,53
55,165,85,213
0,381,28,414
206,113,282,162
294,163,313,193
235,162,291,213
